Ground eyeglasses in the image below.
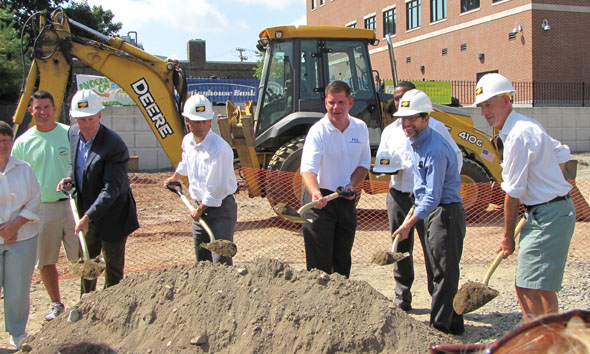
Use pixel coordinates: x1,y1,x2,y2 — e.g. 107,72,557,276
400,115,422,122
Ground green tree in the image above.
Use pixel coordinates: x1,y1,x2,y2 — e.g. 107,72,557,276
0,0,66,27
0,8,30,103
253,51,264,79
64,0,122,37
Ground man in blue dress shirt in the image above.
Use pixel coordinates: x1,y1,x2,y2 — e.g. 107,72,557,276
392,89,466,335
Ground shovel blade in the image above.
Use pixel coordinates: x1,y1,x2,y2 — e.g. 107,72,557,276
272,203,310,223
202,240,238,258
71,257,106,280
453,281,500,315
371,251,410,266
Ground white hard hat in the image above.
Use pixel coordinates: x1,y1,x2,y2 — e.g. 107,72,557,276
166,54,179,62
393,89,433,117
182,94,213,121
473,73,515,105
70,89,104,118
373,150,404,174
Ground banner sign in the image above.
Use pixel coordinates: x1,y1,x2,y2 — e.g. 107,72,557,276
383,80,452,105
75,74,135,106
75,75,260,106
187,78,259,104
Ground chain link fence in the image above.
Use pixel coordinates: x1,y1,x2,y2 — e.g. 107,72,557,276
39,169,590,280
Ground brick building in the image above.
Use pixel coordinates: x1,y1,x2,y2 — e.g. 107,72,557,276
307,1,590,84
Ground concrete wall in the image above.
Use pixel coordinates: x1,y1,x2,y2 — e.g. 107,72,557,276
98,105,590,171
465,106,590,153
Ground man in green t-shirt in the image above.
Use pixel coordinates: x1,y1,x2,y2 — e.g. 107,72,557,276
11,91,79,321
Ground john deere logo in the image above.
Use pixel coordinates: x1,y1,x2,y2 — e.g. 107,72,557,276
380,159,390,165
401,101,410,107
195,105,206,113
475,87,483,96
78,101,89,109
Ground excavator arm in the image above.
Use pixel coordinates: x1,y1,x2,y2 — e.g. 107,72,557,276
13,8,186,167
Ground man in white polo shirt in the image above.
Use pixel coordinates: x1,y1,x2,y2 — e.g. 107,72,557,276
300,80,371,277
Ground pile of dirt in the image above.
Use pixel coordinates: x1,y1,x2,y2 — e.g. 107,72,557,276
23,259,458,353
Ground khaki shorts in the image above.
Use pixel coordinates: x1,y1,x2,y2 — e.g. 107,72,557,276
36,200,80,268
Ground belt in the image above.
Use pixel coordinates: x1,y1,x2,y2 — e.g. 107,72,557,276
58,198,68,201
391,188,411,195
525,194,570,211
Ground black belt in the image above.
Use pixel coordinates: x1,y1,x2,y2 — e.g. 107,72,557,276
525,194,570,211
390,188,410,195
58,198,68,201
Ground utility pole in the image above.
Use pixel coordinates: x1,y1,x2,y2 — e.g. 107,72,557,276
236,48,248,62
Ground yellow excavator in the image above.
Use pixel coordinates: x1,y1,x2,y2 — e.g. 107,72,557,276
12,8,187,167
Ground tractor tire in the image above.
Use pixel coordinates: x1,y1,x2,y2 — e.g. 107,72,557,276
265,137,306,218
460,158,492,222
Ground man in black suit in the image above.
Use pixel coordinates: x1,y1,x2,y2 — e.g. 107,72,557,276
57,89,139,295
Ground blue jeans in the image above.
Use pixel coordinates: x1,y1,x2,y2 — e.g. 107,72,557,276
0,236,38,335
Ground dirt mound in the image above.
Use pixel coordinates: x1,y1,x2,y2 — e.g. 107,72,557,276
23,259,458,353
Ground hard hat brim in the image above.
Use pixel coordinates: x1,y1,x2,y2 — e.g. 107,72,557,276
70,106,104,118
393,107,431,117
182,112,214,121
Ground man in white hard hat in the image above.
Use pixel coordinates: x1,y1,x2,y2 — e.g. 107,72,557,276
392,89,465,335
12,91,79,321
375,81,462,312
57,89,139,295
163,94,237,265
474,73,575,323
300,80,371,278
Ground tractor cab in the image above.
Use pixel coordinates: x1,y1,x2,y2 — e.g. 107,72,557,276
254,26,385,152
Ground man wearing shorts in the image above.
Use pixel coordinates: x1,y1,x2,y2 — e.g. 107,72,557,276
474,73,575,323
12,91,79,321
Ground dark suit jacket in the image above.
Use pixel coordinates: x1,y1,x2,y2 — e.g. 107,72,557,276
68,124,139,241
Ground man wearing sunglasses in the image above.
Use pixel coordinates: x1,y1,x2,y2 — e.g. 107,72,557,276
392,89,466,335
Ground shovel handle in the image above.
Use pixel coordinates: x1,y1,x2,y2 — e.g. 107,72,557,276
392,206,415,253
483,217,527,285
297,191,340,215
63,191,91,261
166,182,216,241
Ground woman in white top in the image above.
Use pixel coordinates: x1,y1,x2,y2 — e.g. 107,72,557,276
0,121,41,350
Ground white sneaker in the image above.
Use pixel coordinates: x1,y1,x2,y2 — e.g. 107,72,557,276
44,302,65,321
9,332,27,350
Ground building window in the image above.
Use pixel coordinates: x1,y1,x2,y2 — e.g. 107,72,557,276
320,0,325,5
431,0,447,22
406,0,421,30
460,43,467,51
461,0,479,12
406,56,411,63
383,8,396,36
442,48,447,55
364,15,376,32
311,0,316,10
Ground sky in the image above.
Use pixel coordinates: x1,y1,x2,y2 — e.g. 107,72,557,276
85,0,307,62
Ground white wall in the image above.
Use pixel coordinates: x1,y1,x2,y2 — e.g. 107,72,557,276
98,105,590,171
464,106,590,153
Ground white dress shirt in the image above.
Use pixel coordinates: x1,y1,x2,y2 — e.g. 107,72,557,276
0,157,41,243
175,130,237,207
500,110,572,206
301,114,371,192
376,117,462,192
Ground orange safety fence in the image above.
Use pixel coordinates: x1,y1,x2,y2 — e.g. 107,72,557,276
40,168,590,280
